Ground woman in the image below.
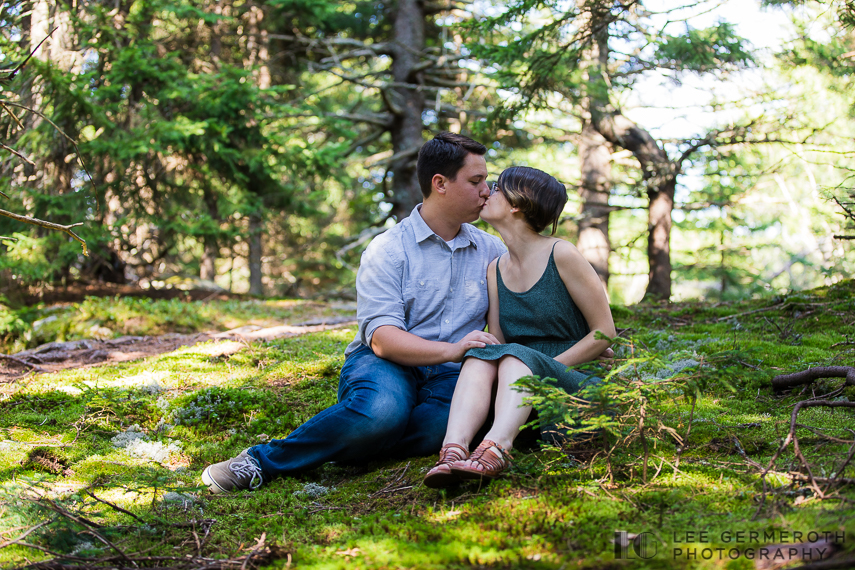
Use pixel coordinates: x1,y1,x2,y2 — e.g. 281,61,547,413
424,166,616,487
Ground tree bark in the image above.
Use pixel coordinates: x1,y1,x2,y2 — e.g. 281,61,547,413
592,111,676,300
577,0,613,289
388,0,426,220
200,187,219,282
243,1,269,296
248,213,263,296
578,124,611,288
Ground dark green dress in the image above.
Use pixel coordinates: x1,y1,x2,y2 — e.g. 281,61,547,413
464,246,598,395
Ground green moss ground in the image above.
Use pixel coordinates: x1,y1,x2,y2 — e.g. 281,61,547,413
1,281,854,569
0,296,355,353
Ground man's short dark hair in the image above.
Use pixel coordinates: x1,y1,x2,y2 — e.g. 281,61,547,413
417,132,487,198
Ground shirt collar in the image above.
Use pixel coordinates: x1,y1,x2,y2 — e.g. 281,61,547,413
411,204,479,249
410,204,435,243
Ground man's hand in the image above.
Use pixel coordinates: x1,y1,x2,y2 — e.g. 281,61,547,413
597,347,615,360
448,330,500,363
370,326,500,367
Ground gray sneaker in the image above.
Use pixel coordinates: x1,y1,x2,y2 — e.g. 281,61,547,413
201,449,264,493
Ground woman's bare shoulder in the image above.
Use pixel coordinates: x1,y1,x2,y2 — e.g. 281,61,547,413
552,239,587,266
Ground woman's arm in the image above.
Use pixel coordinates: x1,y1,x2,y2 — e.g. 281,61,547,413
551,240,616,368
486,258,506,344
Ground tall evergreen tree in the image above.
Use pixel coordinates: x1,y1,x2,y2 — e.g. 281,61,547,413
467,0,756,299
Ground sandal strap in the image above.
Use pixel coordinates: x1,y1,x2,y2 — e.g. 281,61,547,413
468,440,513,472
436,442,469,466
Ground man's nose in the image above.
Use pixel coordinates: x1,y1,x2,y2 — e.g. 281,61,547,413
479,181,490,197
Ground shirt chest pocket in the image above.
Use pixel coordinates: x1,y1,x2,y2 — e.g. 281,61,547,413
463,279,489,320
409,278,442,309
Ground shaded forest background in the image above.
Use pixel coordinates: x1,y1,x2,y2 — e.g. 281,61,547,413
1,0,854,311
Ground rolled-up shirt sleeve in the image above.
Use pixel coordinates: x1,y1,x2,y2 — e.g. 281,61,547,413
355,241,406,349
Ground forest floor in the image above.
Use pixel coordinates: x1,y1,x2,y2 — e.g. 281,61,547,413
0,282,854,569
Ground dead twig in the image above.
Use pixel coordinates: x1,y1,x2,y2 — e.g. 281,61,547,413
0,28,57,82
240,533,266,570
0,208,87,256
0,141,35,166
760,400,855,498
0,520,53,549
83,491,146,524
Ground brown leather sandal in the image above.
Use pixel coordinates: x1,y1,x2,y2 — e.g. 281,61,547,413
423,443,469,488
448,439,513,481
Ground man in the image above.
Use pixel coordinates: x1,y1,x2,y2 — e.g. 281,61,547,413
201,132,506,492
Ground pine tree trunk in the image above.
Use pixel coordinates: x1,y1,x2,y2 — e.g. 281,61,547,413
592,112,675,300
200,187,219,282
577,0,613,289
578,124,612,288
646,179,675,300
201,242,217,282
248,213,264,296
388,0,425,220
243,1,269,296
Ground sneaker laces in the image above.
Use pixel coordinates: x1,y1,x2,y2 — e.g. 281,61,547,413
229,455,263,490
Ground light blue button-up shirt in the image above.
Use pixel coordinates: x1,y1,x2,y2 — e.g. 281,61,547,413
345,204,506,365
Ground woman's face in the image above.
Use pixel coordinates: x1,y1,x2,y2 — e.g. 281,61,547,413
479,182,510,224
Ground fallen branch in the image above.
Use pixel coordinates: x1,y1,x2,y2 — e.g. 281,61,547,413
772,366,855,392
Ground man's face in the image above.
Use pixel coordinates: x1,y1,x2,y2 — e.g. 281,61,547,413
440,152,490,223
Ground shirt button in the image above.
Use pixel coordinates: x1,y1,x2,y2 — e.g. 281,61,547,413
420,281,425,286
450,287,453,292
481,280,484,285
445,319,450,324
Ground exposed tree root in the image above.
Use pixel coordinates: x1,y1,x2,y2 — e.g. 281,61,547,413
772,366,855,392
0,353,47,373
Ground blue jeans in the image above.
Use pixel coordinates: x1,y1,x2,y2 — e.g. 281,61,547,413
247,344,459,481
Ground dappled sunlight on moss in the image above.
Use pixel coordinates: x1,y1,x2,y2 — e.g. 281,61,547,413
1,284,854,568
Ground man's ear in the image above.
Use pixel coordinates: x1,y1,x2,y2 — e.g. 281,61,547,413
432,173,447,195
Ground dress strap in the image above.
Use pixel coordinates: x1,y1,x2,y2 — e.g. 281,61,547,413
495,252,508,292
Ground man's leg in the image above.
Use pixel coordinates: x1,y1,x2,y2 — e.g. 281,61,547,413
249,345,420,479
389,362,460,458
203,346,420,491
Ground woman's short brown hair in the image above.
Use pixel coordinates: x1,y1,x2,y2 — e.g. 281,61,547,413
496,166,568,235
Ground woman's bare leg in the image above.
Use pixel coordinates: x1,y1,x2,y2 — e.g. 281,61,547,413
482,356,533,450
442,357,498,448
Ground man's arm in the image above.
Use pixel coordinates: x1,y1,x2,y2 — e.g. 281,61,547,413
371,326,499,366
